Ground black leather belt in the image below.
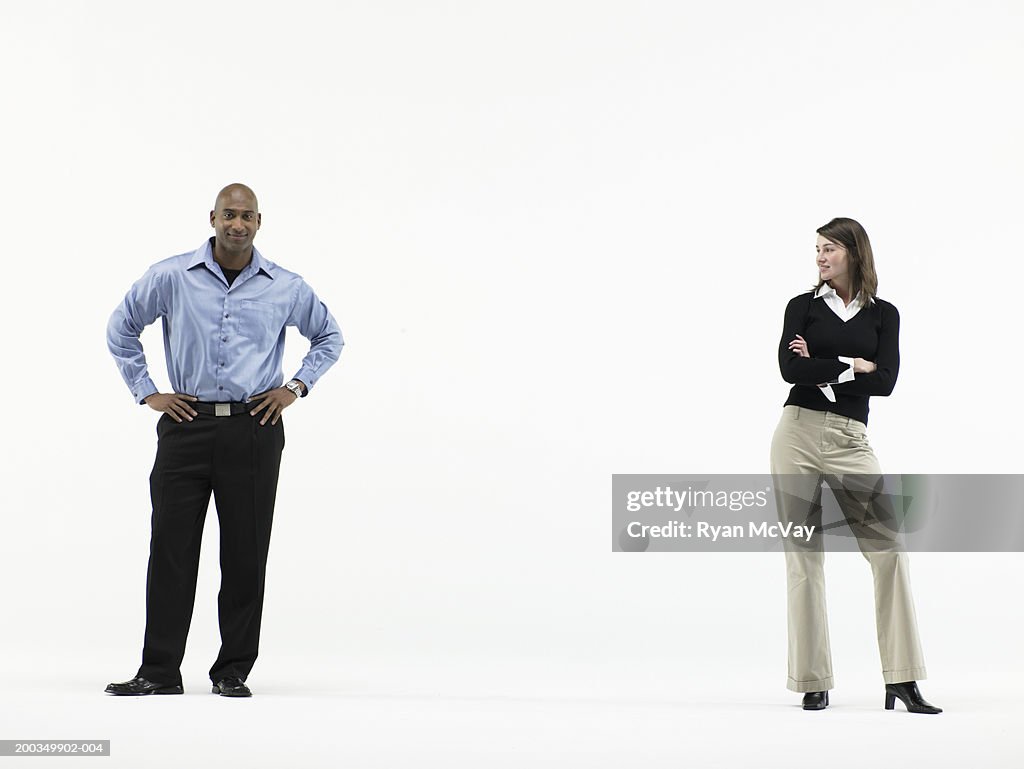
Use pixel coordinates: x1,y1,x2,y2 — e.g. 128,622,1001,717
192,401,250,417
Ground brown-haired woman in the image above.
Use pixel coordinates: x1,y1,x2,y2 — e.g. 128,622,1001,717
769,217,942,714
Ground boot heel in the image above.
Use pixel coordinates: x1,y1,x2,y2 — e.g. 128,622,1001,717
884,682,942,714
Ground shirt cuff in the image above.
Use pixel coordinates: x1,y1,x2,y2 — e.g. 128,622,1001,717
818,384,837,403
133,378,159,405
835,356,856,383
291,369,316,397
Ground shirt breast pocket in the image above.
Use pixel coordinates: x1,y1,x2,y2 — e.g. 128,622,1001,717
239,299,280,341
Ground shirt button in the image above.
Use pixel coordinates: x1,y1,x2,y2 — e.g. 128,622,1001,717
224,313,229,318
219,362,224,366
222,337,227,342
218,385,223,390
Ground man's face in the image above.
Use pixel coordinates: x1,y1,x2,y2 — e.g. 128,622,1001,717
210,189,261,253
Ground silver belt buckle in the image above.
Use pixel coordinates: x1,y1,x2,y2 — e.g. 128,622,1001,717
214,403,231,417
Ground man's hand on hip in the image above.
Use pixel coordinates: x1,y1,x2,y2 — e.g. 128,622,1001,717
145,393,199,422
248,387,298,426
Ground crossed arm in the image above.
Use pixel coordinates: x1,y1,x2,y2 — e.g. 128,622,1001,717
778,295,900,397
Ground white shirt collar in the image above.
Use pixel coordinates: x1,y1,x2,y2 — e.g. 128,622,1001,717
815,282,871,307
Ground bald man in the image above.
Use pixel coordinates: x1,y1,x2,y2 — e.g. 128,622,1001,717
105,184,344,697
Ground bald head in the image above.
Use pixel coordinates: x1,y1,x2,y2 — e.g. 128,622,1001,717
210,183,261,262
215,183,259,212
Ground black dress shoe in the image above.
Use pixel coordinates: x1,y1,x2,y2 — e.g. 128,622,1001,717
105,676,183,696
884,681,942,714
802,690,829,710
212,677,252,697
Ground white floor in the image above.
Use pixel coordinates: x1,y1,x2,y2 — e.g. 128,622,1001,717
1,657,1019,768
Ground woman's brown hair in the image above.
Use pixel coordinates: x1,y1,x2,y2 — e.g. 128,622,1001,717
814,217,878,306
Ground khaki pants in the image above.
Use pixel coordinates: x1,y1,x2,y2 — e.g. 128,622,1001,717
770,405,927,692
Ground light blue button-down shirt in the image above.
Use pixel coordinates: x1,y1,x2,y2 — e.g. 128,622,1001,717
108,238,344,404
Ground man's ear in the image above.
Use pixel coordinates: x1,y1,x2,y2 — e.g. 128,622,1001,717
210,210,216,227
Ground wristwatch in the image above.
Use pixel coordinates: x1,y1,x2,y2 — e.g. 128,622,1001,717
284,380,303,399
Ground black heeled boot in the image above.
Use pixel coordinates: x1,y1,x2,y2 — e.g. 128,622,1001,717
884,681,942,714
802,690,829,710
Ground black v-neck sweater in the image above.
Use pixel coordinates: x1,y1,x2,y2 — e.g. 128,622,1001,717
778,291,900,425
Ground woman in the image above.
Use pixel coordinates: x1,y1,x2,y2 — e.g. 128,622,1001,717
769,217,941,714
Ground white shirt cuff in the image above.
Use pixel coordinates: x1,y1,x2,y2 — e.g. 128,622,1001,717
819,384,837,402
836,356,855,383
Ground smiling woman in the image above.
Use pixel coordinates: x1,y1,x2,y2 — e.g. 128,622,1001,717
768,217,942,715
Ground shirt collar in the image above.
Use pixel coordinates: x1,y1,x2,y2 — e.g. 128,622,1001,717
815,282,868,305
187,237,274,279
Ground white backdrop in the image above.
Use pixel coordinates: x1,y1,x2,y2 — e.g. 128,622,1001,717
2,2,1022,767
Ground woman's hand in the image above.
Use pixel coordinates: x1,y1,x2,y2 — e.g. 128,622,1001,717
853,357,877,374
788,335,810,358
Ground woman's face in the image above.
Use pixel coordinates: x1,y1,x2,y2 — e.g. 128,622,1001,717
816,235,849,284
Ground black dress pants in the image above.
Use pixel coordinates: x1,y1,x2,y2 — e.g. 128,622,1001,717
136,410,284,686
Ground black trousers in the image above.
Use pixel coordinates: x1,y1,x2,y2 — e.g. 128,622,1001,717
136,411,284,686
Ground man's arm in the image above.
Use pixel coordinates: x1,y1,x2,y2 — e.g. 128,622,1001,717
286,280,344,396
106,268,165,404
247,279,341,426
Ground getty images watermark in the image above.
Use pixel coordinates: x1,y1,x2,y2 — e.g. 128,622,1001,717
622,486,816,542
612,475,1024,552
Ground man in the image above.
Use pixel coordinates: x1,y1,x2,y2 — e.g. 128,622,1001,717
105,183,343,697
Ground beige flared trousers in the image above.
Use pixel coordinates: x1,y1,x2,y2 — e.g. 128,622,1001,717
770,405,927,692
